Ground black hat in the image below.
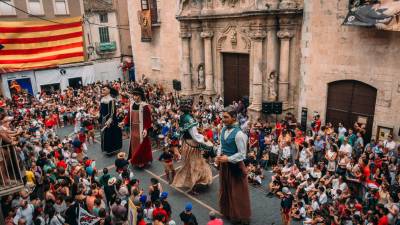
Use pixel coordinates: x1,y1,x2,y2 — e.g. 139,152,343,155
131,87,145,100
179,97,193,112
103,85,118,97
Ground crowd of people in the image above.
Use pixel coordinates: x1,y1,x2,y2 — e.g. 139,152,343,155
0,77,399,225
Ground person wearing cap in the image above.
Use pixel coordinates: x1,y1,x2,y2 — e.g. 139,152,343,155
126,87,153,168
104,177,117,206
280,187,293,225
179,202,198,225
172,97,213,195
99,85,123,156
215,106,251,225
115,152,129,173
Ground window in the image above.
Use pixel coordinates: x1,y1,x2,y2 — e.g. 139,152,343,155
140,0,149,10
27,0,44,15
53,0,69,15
99,13,108,23
99,27,110,43
0,0,16,15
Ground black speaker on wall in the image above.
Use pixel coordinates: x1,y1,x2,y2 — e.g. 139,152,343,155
172,79,181,91
262,102,273,114
273,102,283,115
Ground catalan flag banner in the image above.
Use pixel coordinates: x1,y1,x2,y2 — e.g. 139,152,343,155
0,17,84,73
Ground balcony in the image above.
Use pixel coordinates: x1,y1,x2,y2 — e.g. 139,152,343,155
0,145,24,197
95,41,117,55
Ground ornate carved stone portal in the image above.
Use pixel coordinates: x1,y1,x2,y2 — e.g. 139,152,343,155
177,0,303,120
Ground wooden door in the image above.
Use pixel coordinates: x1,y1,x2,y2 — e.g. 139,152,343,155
326,80,377,141
223,53,249,106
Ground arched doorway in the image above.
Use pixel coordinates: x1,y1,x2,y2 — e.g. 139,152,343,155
326,80,377,141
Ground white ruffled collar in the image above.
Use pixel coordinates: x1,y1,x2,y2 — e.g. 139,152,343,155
101,95,113,103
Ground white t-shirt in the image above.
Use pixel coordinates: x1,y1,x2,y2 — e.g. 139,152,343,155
14,204,35,225
339,143,352,157
282,146,291,159
338,127,347,137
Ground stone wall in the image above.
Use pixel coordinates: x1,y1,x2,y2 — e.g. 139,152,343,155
299,0,400,139
127,0,180,90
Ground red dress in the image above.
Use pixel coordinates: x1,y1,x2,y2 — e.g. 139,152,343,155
128,103,153,166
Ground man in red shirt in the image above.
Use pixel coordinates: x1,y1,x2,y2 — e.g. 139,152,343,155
206,211,223,225
56,155,68,170
377,204,389,225
152,200,168,222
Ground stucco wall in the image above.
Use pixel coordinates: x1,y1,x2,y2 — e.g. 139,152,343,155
127,0,180,90
299,0,400,139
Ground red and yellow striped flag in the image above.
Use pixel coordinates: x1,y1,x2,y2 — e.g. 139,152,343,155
0,17,84,73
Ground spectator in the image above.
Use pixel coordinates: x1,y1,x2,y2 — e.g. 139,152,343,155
179,203,198,225
206,211,223,225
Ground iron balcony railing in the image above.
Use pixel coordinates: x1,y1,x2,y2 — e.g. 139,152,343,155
0,144,24,196
95,41,117,54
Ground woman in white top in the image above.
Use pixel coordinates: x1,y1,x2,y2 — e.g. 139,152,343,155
325,145,338,172
299,142,312,169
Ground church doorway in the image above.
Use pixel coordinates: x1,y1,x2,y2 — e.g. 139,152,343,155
222,53,249,106
326,80,377,142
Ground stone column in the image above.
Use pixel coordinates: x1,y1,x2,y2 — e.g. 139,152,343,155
200,31,215,96
277,30,293,107
180,31,192,95
248,30,267,113
265,18,279,102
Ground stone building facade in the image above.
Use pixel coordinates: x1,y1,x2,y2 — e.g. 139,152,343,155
128,0,400,140
176,0,303,119
299,0,400,140
128,0,304,119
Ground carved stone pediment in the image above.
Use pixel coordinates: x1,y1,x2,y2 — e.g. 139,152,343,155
217,24,251,52
177,0,302,17
221,0,239,7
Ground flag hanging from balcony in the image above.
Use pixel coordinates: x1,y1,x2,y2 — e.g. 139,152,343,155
0,17,84,73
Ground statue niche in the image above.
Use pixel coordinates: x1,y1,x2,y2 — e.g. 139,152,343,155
197,64,205,89
268,71,277,101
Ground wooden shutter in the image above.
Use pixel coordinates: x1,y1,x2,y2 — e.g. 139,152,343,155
149,0,158,24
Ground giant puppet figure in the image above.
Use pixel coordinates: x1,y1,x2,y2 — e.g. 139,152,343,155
100,85,123,155
127,87,153,168
216,106,251,225
172,98,213,195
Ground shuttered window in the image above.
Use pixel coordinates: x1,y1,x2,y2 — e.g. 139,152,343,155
99,27,110,43
140,0,149,10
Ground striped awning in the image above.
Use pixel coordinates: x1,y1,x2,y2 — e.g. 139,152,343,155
0,17,84,73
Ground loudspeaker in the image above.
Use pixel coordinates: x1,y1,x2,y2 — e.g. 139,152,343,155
262,102,273,114
172,79,181,91
273,101,283,114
